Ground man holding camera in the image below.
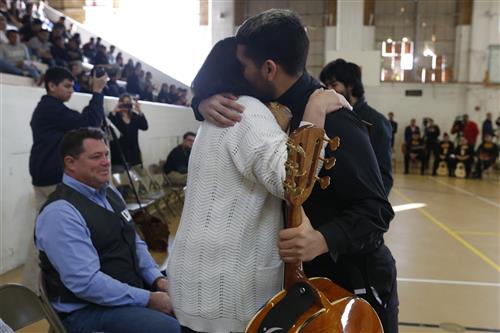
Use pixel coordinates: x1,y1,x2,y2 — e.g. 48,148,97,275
24,66,108,292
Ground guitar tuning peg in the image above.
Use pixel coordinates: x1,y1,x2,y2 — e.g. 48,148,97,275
319,157,336,170
315,176,331,189
296,145,305,156
283,180,295,192
286,141,297,151
324,136,340,151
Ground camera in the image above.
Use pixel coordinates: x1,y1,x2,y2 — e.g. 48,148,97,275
121,103,133,111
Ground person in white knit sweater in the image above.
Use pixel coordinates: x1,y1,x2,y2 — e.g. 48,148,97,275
167,37,350,333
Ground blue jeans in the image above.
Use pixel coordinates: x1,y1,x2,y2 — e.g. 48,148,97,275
62,305,181,333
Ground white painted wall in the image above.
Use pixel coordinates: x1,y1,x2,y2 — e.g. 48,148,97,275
365,83,500,160
210,0,235,45
468,0,500,83
0,84,199,274
454,25,471,83
336,0,364,51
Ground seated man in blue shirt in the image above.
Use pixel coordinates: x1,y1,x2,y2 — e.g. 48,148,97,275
35,127,181,333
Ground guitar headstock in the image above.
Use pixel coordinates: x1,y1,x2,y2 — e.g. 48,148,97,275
284,125,340,206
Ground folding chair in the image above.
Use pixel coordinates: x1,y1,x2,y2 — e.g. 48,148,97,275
38,276,67,333
0,282,66,333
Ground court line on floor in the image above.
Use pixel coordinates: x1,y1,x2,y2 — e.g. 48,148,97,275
454,230,500,237
428,177,500,209
392,188,500,272
397,277,500,287
400,322,500,332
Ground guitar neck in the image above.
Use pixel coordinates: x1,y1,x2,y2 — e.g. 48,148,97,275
284,204,308,289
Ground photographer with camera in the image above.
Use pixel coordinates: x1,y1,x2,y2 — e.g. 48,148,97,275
108,93,148,172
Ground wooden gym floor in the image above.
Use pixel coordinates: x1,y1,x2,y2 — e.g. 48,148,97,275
1,169,499,333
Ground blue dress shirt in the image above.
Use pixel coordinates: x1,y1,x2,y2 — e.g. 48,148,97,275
35,174,162,313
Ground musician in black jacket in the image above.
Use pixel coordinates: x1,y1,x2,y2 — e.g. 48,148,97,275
191,9,398,333
452,137,474,178
404,132,425,175
472,134,499,179
432,133,454,176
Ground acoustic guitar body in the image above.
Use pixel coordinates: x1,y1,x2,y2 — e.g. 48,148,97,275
245,278,383,333
455,162,466,178
436,161,448,176
245,126,383,333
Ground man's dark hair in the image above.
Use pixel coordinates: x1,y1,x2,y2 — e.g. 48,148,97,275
44,66,75,92
60,127,106,161
236,9,309,77
320,59,365,98
191,37,250,100
183,132,196,140
6,29,18,36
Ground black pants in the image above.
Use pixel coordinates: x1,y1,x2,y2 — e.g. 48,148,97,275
404,152,425,174
474,159,495,177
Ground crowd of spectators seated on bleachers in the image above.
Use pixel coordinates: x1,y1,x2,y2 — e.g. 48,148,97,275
0,0,189,106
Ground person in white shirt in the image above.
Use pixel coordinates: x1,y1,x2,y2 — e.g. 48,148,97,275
167,37,350,333
0,29,40,80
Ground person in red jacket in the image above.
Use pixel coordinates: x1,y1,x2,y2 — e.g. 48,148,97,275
462,114,479,148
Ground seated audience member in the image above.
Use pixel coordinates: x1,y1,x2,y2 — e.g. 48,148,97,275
432,133,454,176
108,93,148,172
167,84,178,104
20,17,42,42
451,137,474,178
174,88,188,106
0,14,8,44
71,33,82,46
82,36,96,62
35,128,181,333
103,69,126,97
163,132,195,186
94,44,109,66
50,35,67,67
65,38,83,63
107,44,116,64
115,51,123,67
472,133,498,179
0,29,40,81
121,58,134,79
157,83,170,104
126,62,143,97
27,28,54,66
49,24,65,45
69,62,82,92
404,131,425,175
24,66,108,292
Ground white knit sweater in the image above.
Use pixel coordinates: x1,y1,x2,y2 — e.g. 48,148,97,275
168,96,289,333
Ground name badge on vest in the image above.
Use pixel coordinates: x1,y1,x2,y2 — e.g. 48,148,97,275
121,209,132,223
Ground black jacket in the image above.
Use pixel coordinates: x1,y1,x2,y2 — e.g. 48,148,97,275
29,94,104,186
352,97,393,194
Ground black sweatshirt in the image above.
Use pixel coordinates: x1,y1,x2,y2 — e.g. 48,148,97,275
29,93,105,186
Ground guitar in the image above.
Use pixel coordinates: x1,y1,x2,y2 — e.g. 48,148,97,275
245,125,383,333
436,160,448,176
455,162,466,178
